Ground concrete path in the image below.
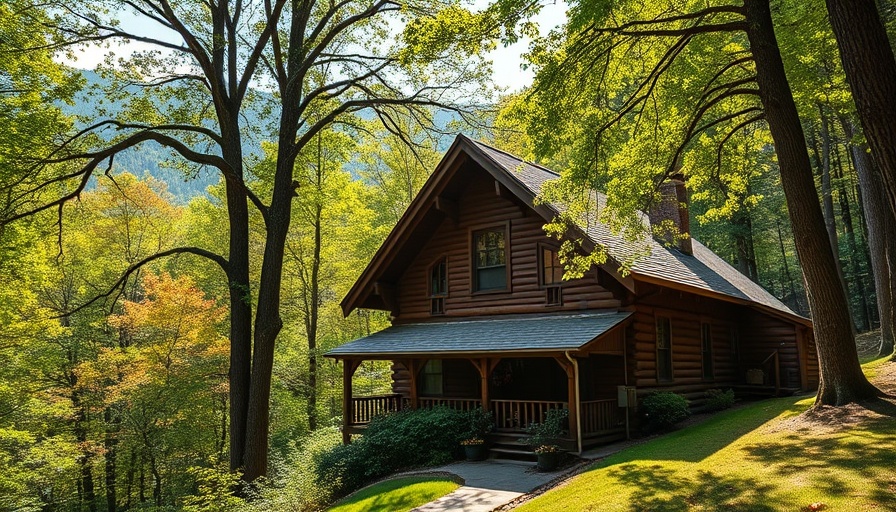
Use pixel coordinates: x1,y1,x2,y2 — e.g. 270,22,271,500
410,460,562,512
409,441,636,511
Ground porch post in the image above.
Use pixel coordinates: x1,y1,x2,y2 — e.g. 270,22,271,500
555,355,581,454
342,358,359,445
476,358,490,411
407,360,419,410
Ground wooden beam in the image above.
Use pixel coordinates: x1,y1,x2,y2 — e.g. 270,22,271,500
433,196,459,224
469,357,492,412
374,281,400,317
407,359,420,409
342,358,361,445
495,180,525,214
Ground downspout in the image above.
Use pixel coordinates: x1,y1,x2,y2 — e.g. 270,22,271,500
564,351,582,455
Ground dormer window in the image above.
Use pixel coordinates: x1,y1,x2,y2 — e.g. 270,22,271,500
541,246,563,306
473,227,508,292
429,258,447,315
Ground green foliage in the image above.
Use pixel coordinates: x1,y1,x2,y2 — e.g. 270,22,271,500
525,408,569,447
316,407,470,500
465,407,495,440
704,388,736,413
641,392,691,431
182,462,245,512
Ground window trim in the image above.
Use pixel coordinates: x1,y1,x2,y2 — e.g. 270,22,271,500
701,322,714,380
655,316,674,383
538,243,564,289
428,256,448,315
470,222,511,295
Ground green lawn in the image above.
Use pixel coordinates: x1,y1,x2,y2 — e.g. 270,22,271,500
328,475,460,512
518,359,896,512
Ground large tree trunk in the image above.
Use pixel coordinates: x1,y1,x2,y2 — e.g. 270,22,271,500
840,117,896,356
743,0,880,405
732,209,759,282
222,124,253,474
825,0,896,221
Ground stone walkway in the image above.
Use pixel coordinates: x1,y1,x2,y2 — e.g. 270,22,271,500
409,442,635,511
411,460,560,512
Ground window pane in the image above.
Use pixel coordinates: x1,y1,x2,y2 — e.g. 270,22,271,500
477,267,506,290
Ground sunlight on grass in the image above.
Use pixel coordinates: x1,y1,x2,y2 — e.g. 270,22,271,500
517,363,896,511
861,355,891,379
328,476,459,512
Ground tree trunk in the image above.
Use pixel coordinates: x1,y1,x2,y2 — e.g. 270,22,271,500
825,0,896,223
104,407,118,512
221,124,252,474
733,209,759,282
833,143,871,331
72,389,97,512
744,0,880,405
306,137,324,433
840,117,896,356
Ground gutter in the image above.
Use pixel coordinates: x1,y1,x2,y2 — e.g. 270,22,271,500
564,351,583,455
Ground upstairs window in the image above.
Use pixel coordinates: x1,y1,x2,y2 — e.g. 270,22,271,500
702,322,714,380
429,258,447,315
541,247,563,305
656,317,673,382
473,227,507,291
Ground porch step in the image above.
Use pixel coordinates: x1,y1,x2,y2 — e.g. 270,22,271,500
488,446,537,462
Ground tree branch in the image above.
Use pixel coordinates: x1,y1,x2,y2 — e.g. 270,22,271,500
55,247,230,319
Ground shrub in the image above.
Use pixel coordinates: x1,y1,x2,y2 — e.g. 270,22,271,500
464,407,495,441
641,392,690,431
704,388,736,412
524,408,569,448
315,406,470,499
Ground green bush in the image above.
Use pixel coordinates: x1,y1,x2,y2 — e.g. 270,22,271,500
704,388,736,412
524,408,569,447
641,392,690,431
315,406,470,499
465,407,495,440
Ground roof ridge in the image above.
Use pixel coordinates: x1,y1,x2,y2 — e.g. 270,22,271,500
466,136,561,178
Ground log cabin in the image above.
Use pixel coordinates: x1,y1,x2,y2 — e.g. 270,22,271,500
326,135,817,456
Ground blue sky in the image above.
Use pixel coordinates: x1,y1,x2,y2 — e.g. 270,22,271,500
58,2,568,93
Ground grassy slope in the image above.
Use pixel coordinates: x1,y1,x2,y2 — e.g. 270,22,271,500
328,476,459,512
518,358,896,512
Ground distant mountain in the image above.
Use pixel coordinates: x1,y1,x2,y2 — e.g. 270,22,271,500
64,70,465,203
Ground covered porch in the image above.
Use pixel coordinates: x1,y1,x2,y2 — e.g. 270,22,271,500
326,312,634,453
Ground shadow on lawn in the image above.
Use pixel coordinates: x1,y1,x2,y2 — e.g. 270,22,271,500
741,414,896,508
607,464,776,512
634,398,807,463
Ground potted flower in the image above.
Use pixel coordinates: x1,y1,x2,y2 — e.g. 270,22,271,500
525,408,568,471
461,437,488,461
461,408,494,461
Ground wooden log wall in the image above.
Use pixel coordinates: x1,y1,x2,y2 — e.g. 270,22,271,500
393,171,621,323
390,359,480,398
738,310,814,390
628,284,742,401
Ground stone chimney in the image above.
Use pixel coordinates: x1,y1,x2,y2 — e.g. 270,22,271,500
648,174,692,255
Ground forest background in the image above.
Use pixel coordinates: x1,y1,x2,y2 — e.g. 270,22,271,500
1,0,894,510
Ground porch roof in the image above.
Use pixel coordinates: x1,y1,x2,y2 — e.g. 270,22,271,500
324,312,632,358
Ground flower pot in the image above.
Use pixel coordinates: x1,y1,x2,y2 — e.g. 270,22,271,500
464,443,488,461
536,451,562,471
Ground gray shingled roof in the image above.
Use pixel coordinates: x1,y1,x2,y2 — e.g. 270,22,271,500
470,139,800,319
326,312,631,357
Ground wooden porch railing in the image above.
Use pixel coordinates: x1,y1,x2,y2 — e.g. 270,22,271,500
418,397,482,411
491,399,567,432
581,399,623,435
350,394,402,425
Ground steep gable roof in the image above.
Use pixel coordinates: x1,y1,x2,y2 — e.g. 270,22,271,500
342,135,808,326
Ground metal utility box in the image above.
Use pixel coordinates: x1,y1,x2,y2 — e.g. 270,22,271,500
617,385,637,409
